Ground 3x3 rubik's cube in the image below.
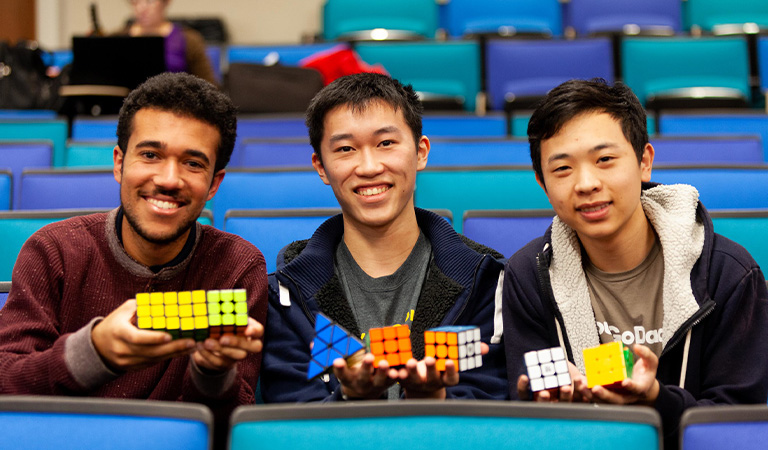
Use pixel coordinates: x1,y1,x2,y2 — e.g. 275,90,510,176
135,289,248,341
307,313,483,380
524,342,634,392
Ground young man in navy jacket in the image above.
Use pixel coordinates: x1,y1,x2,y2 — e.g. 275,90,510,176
262,73,508,402
503,78,768,449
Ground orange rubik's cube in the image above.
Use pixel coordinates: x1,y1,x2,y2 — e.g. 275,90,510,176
583,341,635,389
424,326,483,372
135,289,248,341
366,325,412,367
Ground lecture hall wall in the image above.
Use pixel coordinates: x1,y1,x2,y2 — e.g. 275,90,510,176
35,0,326,49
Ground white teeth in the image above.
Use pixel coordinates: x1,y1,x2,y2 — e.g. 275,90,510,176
581,204,607,213
357,186,389,196
147,198,180,210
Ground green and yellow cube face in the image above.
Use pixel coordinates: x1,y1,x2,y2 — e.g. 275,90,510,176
135,289,249,341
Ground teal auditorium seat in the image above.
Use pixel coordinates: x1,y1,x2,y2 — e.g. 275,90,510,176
356,41,481,111
684,0,768,32
227,44,338,66
414,166,549,233
0,209,109,281
659,113,768,161
209,168,337,227
230,401,660,450
0,396,212,450
710,210,768,271
650,136,764,164
622,37,751,107
71,116,119,141
0,141,53,208
443,0,562,38
462,209,556,258
18,169,119,210
0,118,68,167
322,0,438,41
64,141,116,167
224,208,340,273
651,166,768,210
681,405,768,450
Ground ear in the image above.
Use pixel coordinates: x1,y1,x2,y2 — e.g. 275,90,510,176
535,171,547,194
640,143,654,182
312,152,331,186
113,146,124,184
416,136,430,171
205,169,226,201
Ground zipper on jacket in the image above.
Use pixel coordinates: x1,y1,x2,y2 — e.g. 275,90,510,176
278,270,315,324
660,299,716,357
535,246,575,363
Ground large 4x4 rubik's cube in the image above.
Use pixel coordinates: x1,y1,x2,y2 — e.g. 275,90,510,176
135,289,248,340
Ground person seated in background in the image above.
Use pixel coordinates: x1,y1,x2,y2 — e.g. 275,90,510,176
261,73,508,402
0,72,266,449
121,0,216,85
502,78,768,449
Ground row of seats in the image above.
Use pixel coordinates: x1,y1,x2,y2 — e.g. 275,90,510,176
0,395,766,450
323,0,768,40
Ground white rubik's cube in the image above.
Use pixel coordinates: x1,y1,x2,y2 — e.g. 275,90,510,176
524,346,572,392
424,325,483,372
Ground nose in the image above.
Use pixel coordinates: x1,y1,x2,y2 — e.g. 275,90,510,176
154,160,183,190
355,148,384,177
574,166,601,194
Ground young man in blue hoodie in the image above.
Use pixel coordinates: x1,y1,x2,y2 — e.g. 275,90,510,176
261,73,508,402
503,78,768,449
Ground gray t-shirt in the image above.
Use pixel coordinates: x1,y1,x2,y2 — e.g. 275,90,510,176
334,231,432,399
585,237,665,357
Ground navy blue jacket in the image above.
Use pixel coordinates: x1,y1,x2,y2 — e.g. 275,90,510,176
503,183,768,449
262,208,508,402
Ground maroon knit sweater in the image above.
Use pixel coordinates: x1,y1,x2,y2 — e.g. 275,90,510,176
0,209,267,422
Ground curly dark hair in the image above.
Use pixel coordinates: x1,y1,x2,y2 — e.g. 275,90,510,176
305,72,423,164
116,72,237,173
528,78,648,186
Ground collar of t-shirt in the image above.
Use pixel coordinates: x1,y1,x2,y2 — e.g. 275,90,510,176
115,207,197,273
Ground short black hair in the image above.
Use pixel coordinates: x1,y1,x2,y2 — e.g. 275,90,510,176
305,73,423,164
116,72,237,173
528,78,648,185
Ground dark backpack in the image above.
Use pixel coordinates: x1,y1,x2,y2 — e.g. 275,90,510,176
0,40,60,110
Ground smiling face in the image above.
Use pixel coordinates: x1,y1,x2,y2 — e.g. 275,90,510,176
131,0,169,30
312,100,429,233
537,112,654,251
114,108,223,265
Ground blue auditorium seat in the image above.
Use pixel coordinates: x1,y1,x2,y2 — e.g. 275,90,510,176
681,405,768,450
760,37,768,97
414,166,549,232
224,208,340,272
0,281,9,309
227,44,338,66
209,168,338,227
651,165,768,210
443,0,563,38
659,112,768,161
463,210,555,258
0,170,11,211
0,110,57,119
71,116,119,141
0,118,68,167
710,210,768,271
355,41,482,111
322,0,438,41
239,139,313,168
485,38,613,111
18,169,119,210
0,141,53,208
230,401,660,450
422,114,508,137
0,209,109,281
64,141,116,167
622,37,751,107
567,0,682,36
427,139,531,166
0,396,212,450
650,136,764,164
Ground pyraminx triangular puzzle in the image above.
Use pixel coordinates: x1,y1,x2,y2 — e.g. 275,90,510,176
307,312,365,380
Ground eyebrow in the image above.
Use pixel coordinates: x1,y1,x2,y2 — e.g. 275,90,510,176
327,126,402,145
546,142,617,163
134,141,211,166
